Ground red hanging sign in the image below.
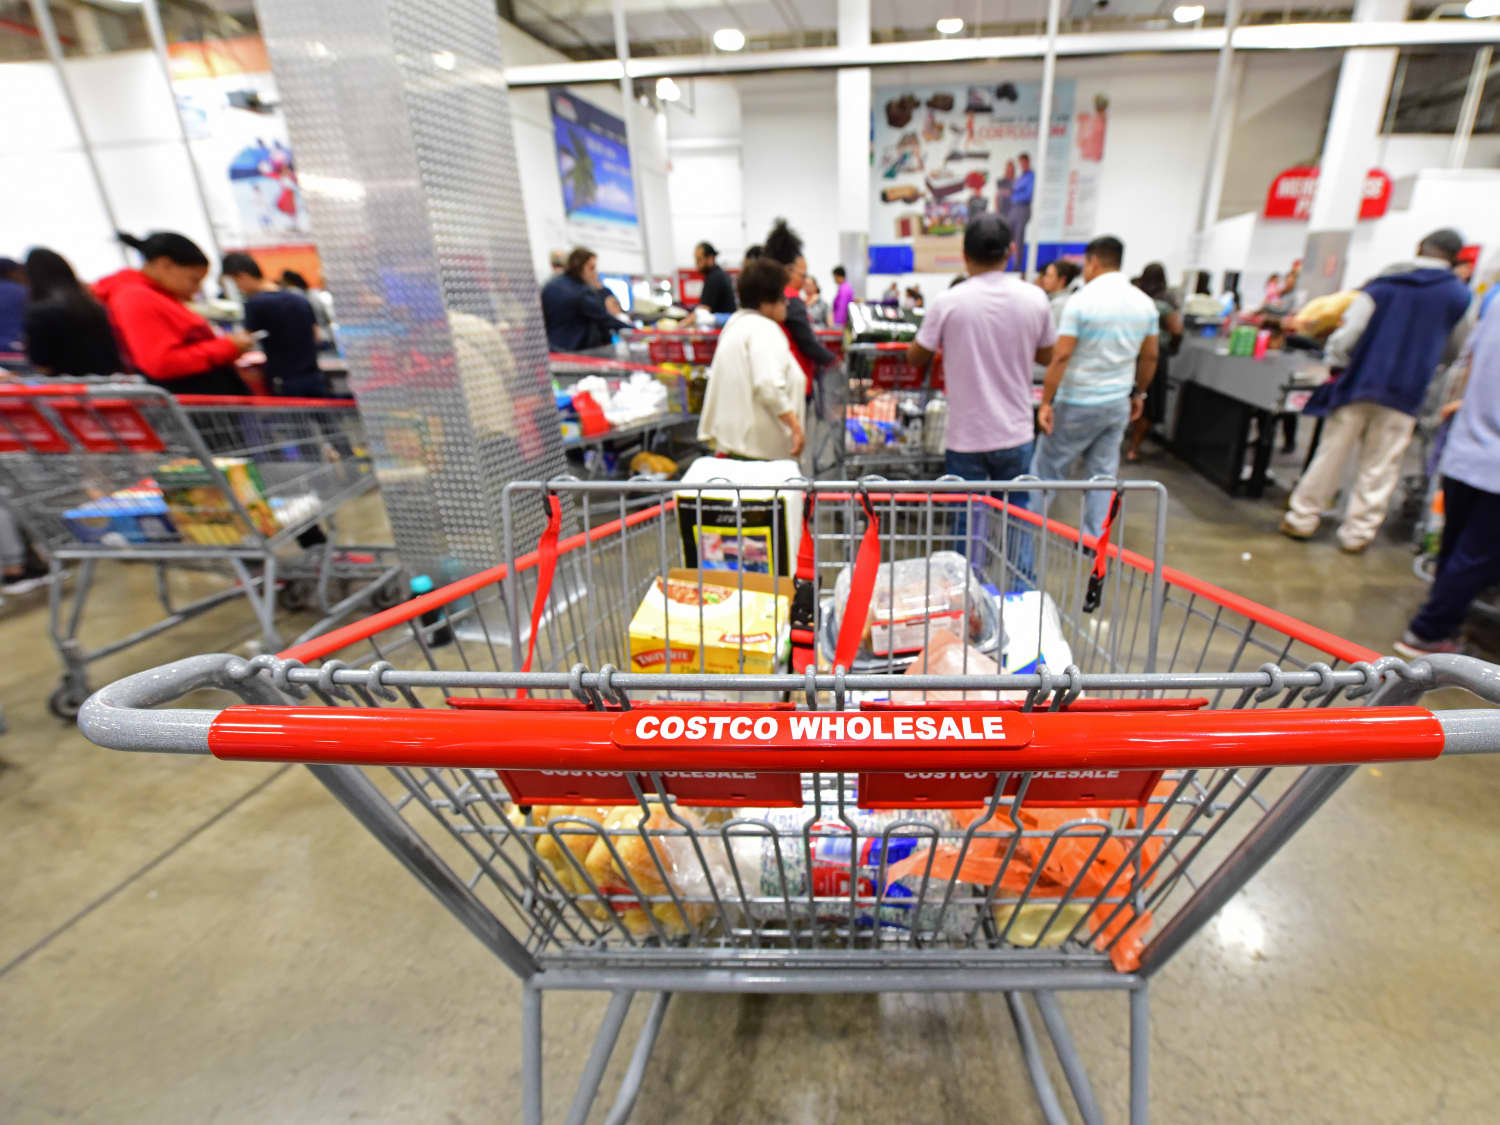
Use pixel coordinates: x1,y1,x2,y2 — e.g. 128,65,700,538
0,402,68,453
1264,166,1391,221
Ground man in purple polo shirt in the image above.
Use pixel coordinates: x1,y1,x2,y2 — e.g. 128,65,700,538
908,213,1056,497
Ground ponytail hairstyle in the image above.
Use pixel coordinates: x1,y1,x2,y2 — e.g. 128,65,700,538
117,231,210,268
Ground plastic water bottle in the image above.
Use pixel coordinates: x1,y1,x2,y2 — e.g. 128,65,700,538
409,574,452,647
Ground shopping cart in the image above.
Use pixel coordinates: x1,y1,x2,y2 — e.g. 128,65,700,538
820,341,946,476
0,380,401,717
78,477,1499,1124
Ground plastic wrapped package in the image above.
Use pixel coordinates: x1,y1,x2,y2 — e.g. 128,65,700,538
582,805,730,938
885,804,1165,970
524,805,613,897
716,807,975,935
890,627,1002,702
833,551,986,657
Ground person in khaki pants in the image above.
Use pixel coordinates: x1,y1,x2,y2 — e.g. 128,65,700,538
1281,229,1472,552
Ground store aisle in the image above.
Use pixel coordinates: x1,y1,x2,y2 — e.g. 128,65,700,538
2,458,1497,1124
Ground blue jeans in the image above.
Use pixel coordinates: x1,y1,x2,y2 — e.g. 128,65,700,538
1030,397,1130,542
1409,476,1500,641
946,442,1035,588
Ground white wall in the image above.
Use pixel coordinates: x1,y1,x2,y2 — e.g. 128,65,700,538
739,73,841,281
0,61,122,280
1378,135,1500,178
665,78,745,270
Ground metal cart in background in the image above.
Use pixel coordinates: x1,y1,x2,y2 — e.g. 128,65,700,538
79,477,1500,1124
548,353,701,478
0,381,400,717
821,341,946,476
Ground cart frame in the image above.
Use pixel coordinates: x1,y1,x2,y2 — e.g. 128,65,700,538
77,477,1500,1124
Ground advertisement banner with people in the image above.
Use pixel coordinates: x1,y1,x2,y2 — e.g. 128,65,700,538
549,89,644,261
870,79,1108,274
167,37,321,283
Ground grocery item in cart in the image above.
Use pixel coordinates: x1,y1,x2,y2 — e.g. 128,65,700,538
999,591,1074,675
887,804,1161,967
922,395,947,454
677,457,804,577
722,807,972,934
155,456,276,544
833,551,987,657
63,488,178,545
583,805,728,937
626,569,792,675
891,628,1000,701
524,805,613,897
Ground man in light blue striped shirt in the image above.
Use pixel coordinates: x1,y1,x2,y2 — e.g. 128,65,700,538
1031,235,1160,540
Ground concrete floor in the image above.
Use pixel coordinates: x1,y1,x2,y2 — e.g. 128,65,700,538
3,450,1499,1124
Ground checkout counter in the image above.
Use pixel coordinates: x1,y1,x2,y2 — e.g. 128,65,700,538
1165,338,1326,497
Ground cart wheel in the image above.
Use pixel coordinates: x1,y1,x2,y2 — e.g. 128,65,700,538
277,580,313,612
370,576,403,610
48,684,88,722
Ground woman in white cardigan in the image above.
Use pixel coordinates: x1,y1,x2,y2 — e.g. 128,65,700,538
697,259,806,460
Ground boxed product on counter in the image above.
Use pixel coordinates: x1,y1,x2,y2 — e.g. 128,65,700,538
155,456,277,545
626,568,793,675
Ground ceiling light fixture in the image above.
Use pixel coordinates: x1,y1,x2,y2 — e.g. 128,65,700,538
432,50,456,71
712,27,746,52
1464,0,1500,16
935,17,965,34
656,76,682,102
1172,4,1205,22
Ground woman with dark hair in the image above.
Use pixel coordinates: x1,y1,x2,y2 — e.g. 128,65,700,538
697,259,805,460
540,245,630,351
1125,261,1183,461
762,218,834,398
23,247,124,377
95,231,254,395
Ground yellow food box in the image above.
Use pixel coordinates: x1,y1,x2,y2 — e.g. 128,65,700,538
627,569,792,676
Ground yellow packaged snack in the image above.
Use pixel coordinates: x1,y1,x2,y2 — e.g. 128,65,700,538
626,568,792,675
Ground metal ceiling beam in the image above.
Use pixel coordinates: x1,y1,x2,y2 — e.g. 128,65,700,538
502,19,1500,85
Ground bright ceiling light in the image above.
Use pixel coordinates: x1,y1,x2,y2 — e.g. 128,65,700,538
1464,0,1500,16
712,27,746,51
655,76,681,102
935,17,965,34
1172,4,1205,21
432,50,456,71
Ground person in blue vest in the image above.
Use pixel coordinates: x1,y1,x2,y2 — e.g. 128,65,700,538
1280,228,1472,553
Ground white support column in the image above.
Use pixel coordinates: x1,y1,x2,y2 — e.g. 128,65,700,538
1193,0,1243,241
1450,45,1492,170
142,0,222,262
836,0,871,296
1023,0,1061,281
1303,0,1407,296
612,0,654,277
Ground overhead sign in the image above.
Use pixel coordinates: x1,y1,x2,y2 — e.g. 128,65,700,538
1264,166,1391,221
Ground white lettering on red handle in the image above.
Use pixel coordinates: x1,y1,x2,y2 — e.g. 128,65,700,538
615,710,1029,749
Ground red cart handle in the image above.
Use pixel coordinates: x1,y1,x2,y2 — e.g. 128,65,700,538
205,704,1446,772
834,490,881,671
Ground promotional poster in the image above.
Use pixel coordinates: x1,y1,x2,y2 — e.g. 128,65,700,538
550,89,644,261
870,79,1109,274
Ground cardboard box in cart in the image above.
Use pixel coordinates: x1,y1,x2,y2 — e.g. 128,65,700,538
627,569,793,675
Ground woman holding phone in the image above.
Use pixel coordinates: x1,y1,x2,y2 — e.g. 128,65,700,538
95,231,254,395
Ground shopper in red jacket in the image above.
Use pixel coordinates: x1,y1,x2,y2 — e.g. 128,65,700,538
96,231,255,395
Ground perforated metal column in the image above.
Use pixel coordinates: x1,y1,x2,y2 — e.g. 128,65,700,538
255,0,562,579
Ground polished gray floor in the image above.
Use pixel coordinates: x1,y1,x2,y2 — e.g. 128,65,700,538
2,453,1497,1124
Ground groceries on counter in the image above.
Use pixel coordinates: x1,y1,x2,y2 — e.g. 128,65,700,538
626,568,792,675
155,457,277,545
833,551,988,658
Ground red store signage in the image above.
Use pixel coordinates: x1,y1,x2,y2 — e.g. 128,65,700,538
1264,166,1391,221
